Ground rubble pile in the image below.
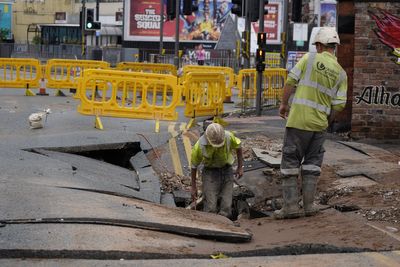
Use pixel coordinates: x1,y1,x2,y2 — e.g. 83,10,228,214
159,171,192,192
359,207,400,223
240,134,282,161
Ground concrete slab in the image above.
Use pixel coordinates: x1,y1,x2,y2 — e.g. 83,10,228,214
331,176,378,190
130,151,152,169
161,193,176,208
33,149,140,191
136,166,161,204
252,148,281,168
336,159,400,179
0,181,251,242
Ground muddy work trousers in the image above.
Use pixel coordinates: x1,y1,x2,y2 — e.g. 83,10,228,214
280,127,326,178
202,165,234,218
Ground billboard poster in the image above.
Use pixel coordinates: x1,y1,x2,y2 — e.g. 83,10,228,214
286,51,307,71
320,2,337,28
252,1,282,44
0,3,12,40
124,0,232,43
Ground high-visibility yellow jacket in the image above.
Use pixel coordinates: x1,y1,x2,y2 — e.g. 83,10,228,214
191,131,241,169
286,51,348,131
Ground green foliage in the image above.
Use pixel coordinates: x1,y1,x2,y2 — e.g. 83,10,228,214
32,35,41,45
0,28,10,42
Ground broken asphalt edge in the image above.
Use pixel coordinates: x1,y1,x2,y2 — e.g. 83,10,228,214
0,244,375,260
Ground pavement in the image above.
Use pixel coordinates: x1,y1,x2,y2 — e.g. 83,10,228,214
1,88,400,264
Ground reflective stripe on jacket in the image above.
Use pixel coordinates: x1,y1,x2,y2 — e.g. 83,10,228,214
286,52,348,131
191,131,241,169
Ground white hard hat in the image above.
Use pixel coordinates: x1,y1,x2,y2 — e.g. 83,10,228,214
205,123,225,148
312,27,340,45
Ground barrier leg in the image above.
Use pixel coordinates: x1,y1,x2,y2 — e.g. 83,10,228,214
187,118,197,129
56,89,66,97
155,120,160,133
94,115,103,130
25,84,35,96
213,116,228,127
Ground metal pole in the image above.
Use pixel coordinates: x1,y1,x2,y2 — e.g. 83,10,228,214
174,0,180,68
256,0,266,116
81,0,86,57
282,0,289,68
244,0,250,69
96,0,99,46
159,0,165,56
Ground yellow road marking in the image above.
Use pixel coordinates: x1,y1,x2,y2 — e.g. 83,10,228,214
180,123,192,167
366,252,400,267
367,223,400,242
168,123,183,176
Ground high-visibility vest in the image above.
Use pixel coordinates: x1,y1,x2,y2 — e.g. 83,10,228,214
286,51,347,131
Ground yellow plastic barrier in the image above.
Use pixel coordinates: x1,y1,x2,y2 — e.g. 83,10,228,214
77,69,179,129
0,58,40,95
45,59,110,94
181,65,234,98
237,68,287,102
265,52,282,68
183,72,226,119
116,62,177,76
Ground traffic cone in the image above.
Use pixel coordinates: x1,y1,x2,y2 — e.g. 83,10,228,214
36,78,49,96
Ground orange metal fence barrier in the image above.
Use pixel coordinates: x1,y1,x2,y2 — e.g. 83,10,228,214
116,62,177,76
77,69,179,130
0,58,40,95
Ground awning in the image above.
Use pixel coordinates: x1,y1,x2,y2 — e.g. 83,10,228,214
100,26,122,36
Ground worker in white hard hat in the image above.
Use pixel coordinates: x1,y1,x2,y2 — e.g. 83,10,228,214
191,123,243,218
275,27,348,219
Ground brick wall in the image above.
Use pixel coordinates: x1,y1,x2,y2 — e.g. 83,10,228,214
352,2,400,139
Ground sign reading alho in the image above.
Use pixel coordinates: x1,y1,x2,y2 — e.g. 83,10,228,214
356,86,400,107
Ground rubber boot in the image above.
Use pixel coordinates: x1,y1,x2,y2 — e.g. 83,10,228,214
302,175,319,216
273,176,302,219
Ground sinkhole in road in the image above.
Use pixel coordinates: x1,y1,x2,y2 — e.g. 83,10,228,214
30,142,143,170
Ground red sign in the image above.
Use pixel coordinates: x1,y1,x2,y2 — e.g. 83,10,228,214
252,3,281,43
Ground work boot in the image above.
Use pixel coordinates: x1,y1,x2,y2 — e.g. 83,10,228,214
273,176,302,219
302,175,319,216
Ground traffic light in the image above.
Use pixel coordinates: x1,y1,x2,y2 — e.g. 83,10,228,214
85,8,101,31
292,0,302,22
256,48,266,72
249,0,269,22
257,32,267,48
85,8,94,30
241,30,249,58
231,0,244,17
167,0,176,20
183,0,198,16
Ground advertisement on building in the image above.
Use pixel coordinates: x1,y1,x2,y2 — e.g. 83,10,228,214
252,1,283,44
0,2,12,40
124,0,233,43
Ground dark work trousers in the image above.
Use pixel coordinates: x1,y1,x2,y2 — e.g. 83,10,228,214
202,165,234,218
280,127,326,178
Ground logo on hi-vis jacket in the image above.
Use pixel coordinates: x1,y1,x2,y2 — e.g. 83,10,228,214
317,62,326,71
369,9,400,65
